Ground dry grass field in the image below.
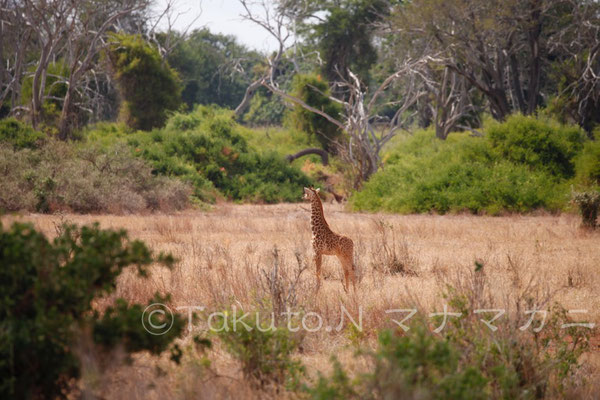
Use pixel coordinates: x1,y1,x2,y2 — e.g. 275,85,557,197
3,204,600,398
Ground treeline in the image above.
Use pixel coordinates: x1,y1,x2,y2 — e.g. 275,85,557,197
0,0,263,137
1,0,599,215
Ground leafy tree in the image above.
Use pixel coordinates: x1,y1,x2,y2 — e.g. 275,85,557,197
105,33,182,130
301,0,389,87
285,73,342,151
244,88,286,126
0,222,185,399
166,29,262,110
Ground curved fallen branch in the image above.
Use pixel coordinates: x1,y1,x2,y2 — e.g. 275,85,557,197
286,148,329,166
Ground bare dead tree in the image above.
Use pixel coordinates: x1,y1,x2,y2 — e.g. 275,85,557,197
146,0,203,61
286,148,329,165
548,0,600,133
422,65,478,140
0,0,31,114
58,0,148,139
262,58,432,185
22,0,79,128
234,0,304,117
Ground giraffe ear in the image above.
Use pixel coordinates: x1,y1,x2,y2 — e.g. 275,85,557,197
315,188,320,193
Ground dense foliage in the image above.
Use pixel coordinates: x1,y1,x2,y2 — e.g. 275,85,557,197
0,222,184,398
574,129,600,187
350,115,590,214
87,106,312,203
167,29,261,110
105,33,182,131
0,117,46,149
301,0,388,85
487,114,585,178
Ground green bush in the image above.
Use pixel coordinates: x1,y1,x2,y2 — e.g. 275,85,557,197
574,132,600,187
285,73,342,152
0,222,185,399
351,130,564,214
0,118,46,149
0,140,190,213
307,290,590,399
572,191,600,228
215,310,304,389
88,106,312,203
487,114,585,178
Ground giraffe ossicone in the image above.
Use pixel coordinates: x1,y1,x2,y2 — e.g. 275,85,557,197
303,187,357,292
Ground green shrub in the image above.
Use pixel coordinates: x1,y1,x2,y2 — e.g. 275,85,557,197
0,222,185,399
574,133,600,187
0,117,46,149
305,357,357,399
306,283,590,399
88,106,312,203
572,191,600,228
487,114,585,178
351,130,564,214
285,73,342,152
215,310,304,389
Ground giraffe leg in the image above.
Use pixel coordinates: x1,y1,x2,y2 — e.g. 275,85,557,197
314,253,322,291
349,262,357,292
339,254,357,293
338,254,350,293
342,268,349,293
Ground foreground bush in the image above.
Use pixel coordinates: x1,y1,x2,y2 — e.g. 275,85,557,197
216,310,304,390
0,140,190,213
0,222,185,398
88,106,312,203
307,273,591,399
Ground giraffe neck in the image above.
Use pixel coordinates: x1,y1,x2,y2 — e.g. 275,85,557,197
310,195,330,231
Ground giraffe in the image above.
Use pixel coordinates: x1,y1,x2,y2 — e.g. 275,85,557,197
303,187,357,292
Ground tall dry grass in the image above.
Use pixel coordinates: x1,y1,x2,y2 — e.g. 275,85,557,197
3,204,599,398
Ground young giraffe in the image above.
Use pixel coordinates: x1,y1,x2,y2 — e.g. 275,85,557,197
303,187,357,292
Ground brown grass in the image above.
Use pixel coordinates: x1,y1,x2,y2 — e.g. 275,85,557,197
3,204,600,398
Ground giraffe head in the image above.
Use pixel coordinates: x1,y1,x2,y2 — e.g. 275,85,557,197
303,187,320,201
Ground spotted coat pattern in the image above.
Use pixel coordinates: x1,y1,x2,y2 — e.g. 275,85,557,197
303,187,356,292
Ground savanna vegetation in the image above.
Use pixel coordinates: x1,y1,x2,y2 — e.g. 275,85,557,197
2,207,598,398
1,0,599,398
